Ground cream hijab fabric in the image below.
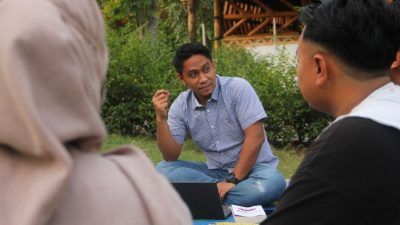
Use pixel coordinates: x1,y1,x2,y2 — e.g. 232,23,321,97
0,0,191,224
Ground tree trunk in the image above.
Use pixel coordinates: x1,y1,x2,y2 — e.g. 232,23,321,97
214,0,222,48
188,0,196,42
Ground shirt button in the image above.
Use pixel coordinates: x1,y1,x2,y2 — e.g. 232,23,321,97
216,141,219,144
211,125,214,128
207,109,210,112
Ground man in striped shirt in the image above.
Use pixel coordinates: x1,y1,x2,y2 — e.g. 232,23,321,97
152,43,286,207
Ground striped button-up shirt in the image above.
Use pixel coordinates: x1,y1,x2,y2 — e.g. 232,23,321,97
168,75,278,170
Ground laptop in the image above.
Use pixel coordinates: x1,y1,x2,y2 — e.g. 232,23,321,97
172,182,231,220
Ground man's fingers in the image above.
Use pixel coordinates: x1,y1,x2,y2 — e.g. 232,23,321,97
153,92,170,104
153,89,170,98
153,97,169,108
157,102,169,110
218,189,224,198
152,90,170,109
153,94,168,102
217,182,227,198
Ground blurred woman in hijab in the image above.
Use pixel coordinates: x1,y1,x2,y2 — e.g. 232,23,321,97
0,0,191,224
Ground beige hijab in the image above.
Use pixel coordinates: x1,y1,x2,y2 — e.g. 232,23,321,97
0,0,191,224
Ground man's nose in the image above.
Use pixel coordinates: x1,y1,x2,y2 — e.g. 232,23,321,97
198,72,208,83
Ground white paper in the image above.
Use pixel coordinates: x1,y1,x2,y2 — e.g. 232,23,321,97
231,205,266,217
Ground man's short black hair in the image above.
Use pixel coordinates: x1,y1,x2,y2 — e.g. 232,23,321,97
172,42,212,74
300,0,400,77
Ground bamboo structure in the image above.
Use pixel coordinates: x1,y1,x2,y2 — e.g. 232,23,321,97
182,0,316,47
217,0,305,47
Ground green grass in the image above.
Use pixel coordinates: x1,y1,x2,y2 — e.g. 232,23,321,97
102,134,304,179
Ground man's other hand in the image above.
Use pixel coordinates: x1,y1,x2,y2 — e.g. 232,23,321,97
217,181,235,199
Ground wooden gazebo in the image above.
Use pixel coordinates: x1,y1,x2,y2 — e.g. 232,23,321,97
184,0,398,48
183,0,315,48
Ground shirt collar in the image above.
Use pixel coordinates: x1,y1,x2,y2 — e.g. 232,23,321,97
341,82,400,130
318,82,400,140
190,75,220,110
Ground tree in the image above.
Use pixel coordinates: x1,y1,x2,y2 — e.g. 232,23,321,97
99,0,157,31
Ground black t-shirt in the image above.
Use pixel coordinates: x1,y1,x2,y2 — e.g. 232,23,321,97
263,117,400,225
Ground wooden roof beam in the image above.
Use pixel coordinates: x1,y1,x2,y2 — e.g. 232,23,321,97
223,18,248,37
227,0,248,14
277,15,299,31
249,0,274,13
247,18,271,36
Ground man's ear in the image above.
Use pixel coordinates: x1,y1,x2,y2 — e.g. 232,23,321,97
391,58,400,69
314,54,328,86
177,73,186,86
392,61,398,69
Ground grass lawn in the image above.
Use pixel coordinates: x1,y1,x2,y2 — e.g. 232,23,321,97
102,134,304,179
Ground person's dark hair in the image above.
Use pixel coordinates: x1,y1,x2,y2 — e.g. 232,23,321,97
172,42,212,74
300,0,400,78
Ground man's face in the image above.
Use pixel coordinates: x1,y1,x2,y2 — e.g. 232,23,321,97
296,34,327,113
179,54,216,104
296,35,317,108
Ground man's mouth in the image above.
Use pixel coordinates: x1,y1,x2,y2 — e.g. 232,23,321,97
199,83,211,90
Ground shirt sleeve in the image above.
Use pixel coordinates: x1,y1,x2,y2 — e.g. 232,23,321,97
167,94,188,144
231,78,267,129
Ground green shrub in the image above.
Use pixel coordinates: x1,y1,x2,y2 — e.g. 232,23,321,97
102,25,184,135
102,28,331,147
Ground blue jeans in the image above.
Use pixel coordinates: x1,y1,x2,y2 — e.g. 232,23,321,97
156,160,286,207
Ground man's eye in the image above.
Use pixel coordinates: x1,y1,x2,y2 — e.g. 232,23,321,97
188,71,197,77
203,66,210,73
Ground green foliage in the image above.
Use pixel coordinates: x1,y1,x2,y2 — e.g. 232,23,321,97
99,0,215,47
157,0,214,48
102,25,184,135
157,0,188,47
99,0,156,30
194,0,215,43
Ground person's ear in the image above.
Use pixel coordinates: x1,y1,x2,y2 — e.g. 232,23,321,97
314,54,328,86
391,59,399,70
177,73,186,86
392,52,400,69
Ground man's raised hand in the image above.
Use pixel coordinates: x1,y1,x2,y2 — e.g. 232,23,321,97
152,90,171,121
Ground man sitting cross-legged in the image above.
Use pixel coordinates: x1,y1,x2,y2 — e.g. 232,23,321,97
152,43,286,207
